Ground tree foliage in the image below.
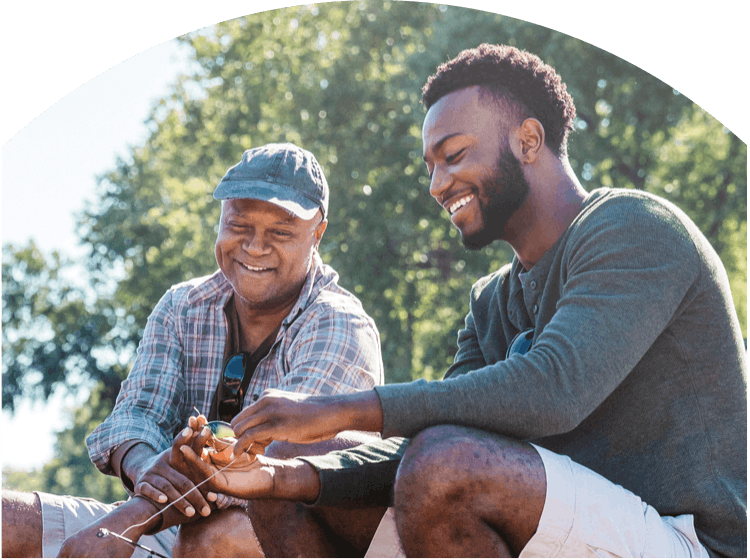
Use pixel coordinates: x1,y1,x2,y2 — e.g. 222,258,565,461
3,1,745,500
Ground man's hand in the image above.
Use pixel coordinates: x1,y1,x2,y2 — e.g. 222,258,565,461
124,417,214,520
172,422,322,503
230,388,384,457
57,497,161,558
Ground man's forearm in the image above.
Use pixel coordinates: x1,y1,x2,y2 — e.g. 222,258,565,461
100,496,164,537
232,388,385,453
331,389,384,434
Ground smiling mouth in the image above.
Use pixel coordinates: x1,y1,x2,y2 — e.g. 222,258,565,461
448,194,474,215
240,262,273,272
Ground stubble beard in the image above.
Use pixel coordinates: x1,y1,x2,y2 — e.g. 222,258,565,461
461,146,530,251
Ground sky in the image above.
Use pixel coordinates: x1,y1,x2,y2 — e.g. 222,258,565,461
1,39,196,470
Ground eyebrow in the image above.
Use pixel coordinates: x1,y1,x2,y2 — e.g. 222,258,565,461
423,132,464,161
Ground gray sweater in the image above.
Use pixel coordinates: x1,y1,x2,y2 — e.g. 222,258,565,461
306,189,747,557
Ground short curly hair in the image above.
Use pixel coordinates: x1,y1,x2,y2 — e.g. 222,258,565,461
422,44,576,158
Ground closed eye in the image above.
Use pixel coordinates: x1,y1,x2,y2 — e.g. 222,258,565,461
445,148,465,164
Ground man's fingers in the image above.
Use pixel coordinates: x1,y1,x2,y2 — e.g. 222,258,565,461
179,445,217,479
136,480,169,505
234,424,282,454
234,428,274,457
140,471,211,517
187,414,208,431
247,441,266,455
193,426,213,452
230,408,269,438
172,426,195,455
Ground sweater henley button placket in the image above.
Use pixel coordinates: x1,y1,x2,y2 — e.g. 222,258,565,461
530,280,537,290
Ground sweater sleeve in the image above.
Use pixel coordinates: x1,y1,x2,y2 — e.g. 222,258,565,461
299,437,409,508
375,195,702,439
443,310,488,379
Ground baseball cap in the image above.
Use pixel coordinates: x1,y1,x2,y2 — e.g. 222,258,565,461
213,143,329,220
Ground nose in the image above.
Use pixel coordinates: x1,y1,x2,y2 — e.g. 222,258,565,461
429,164,452,205
242,231,269,255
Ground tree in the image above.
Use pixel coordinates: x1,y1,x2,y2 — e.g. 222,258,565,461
2,242,126,413
4,1,745,500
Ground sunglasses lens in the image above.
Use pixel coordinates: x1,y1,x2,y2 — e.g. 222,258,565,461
507,329,534,358
222,354,245,395
206,421,235,439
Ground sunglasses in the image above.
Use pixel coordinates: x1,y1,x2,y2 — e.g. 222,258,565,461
506,328,534,359
218,353,252,422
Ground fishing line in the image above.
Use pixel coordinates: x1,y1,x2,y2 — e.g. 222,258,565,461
99,409,242,553
96,528,168,558
139,456,239,532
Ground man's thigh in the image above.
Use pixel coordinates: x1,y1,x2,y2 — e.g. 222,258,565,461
249,432,387,556
520,445,709,558
174,507,262,558
35,492,176,558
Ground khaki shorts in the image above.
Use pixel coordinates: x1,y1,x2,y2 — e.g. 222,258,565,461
36,492,176,558
366,444,709,558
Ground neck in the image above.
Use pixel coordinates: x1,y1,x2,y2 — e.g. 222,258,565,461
504,157,587,270
234,293,298,353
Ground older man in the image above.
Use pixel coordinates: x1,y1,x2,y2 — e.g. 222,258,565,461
175,45,746,558
2,143,383,557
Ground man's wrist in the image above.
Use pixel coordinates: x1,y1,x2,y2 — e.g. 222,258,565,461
273,458,321,503
335,390,384,433
119,443,157,490
108,496,163,537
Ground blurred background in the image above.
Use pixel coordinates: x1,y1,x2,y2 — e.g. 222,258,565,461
2,1,746,502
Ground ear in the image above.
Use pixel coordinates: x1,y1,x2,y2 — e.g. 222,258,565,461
511,118,545,164
313,219,328,246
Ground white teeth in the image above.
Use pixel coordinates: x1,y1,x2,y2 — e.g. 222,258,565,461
449,195,474,214
241,263,270,272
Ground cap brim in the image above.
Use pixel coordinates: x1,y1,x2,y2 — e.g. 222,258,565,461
213,181,321,220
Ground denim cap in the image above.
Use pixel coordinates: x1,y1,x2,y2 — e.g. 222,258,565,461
213,143,329,220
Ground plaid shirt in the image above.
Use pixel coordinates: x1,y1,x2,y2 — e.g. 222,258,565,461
87,253,383,475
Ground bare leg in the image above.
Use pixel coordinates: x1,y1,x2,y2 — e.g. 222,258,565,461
176,432,384,558
393,425,546,558
173,507,264,557
249,498,387,557
2,490,43,558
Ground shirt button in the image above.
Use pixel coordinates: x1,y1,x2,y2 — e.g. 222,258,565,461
533,304,539,314
530,280,537,290
252,394,259,401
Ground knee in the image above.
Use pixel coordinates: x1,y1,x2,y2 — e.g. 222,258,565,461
2,490,42,558
393,425,520,516
173,517,219,557
172,510,250,558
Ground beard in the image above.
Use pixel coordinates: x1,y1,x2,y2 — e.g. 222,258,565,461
461,145,530,251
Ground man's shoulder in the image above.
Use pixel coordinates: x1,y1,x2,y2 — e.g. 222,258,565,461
306,262,374,323
564,188,720,282
470,263,513,303
571,188,703,251
577,188,693,232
